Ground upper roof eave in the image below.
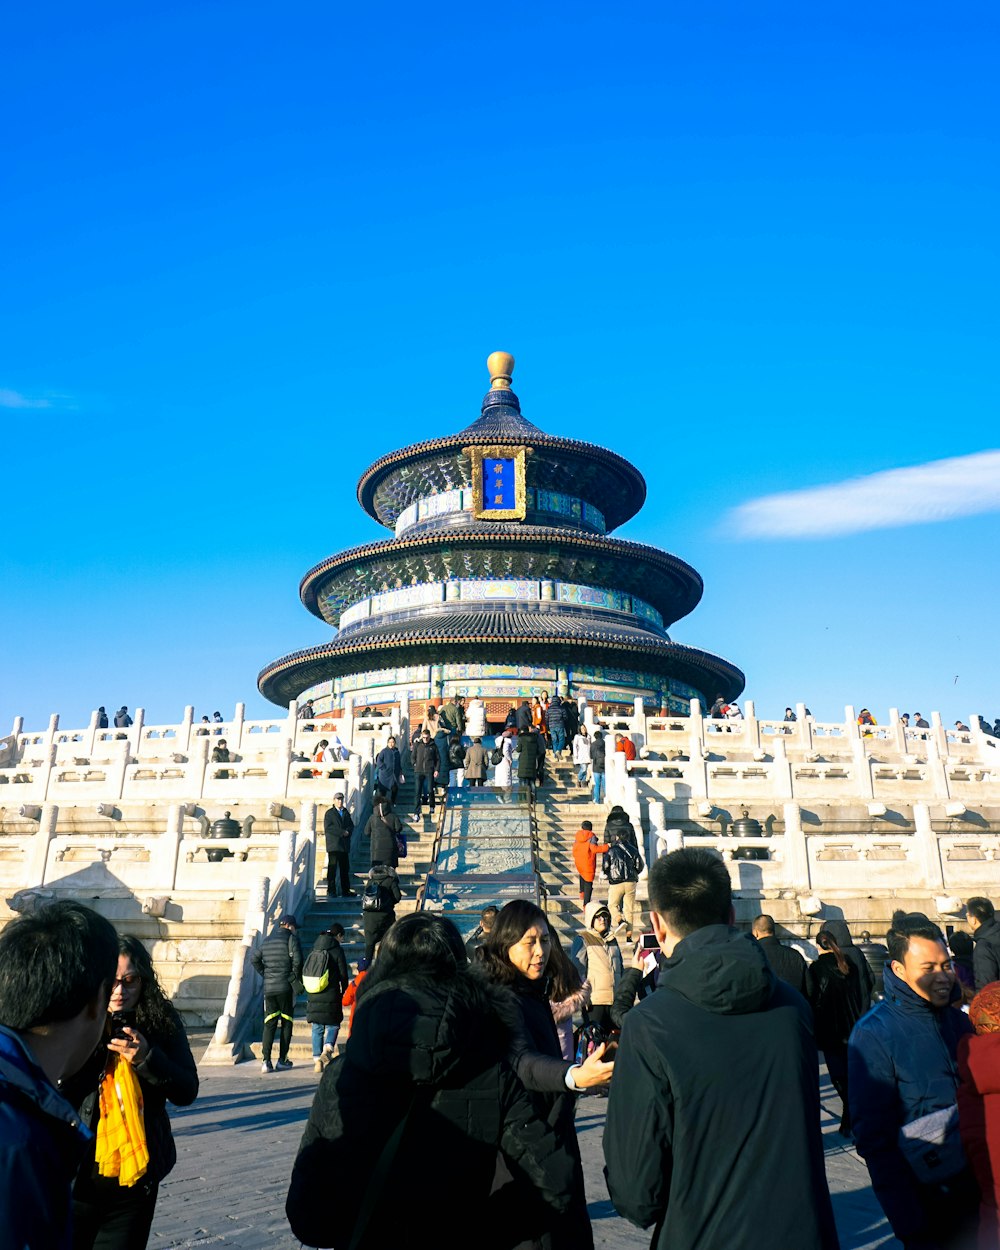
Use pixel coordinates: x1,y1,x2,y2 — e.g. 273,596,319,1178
356,429,647,531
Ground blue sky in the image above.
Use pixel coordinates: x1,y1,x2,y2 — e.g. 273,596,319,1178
3,3,998,731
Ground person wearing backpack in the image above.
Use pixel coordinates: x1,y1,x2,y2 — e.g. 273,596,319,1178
361,864,402,963
574,903,624,1035
304,924,351,1073
605,829,643,940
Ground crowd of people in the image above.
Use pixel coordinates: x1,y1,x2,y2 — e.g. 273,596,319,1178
11,879,1000,1248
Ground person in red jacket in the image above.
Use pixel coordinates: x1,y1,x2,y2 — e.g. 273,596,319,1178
341,958,370,1033
573,821,610,906
959,982,1000,1249
614,733,637,762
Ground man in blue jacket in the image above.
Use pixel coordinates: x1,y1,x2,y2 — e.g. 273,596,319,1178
0,900,119,1250
604,848,839,1250
848,910,978,1248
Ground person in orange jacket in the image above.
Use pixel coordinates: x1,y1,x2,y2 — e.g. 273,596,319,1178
341,957,370,1032
573,820,610,906
614,733,637,762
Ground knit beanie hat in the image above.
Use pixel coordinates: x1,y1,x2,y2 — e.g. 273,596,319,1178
970,983,1000,1034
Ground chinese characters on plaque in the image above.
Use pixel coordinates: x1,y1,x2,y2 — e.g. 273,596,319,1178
483,457,516,511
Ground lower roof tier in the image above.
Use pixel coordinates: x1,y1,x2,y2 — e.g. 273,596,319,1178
258,609,744,707
300,526,704,628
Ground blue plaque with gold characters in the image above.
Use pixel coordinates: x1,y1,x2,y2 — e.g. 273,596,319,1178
467,445,528,520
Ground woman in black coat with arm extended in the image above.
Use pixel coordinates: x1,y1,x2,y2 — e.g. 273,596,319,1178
476,899,614,1250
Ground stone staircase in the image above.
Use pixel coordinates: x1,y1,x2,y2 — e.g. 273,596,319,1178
535,758,649,951
249,773,442,1065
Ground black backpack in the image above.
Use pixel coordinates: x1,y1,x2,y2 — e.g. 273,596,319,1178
362,876,391,912
607,842,643,885
449,743,465,767
302,947,330,994
490,745,504,766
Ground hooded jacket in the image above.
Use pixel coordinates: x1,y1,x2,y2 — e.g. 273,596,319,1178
286,973,575,1250
251,925,303,995
590,734,606,773
823,919,875,1005
304,933,351,1026
604,925,838,1250
848,961,973,1243
572,828,609,883
576,904,624,1005
0,1025,91,1250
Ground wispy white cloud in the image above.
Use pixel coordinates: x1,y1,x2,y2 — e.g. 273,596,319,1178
0,388,53,410
726,450,1000,539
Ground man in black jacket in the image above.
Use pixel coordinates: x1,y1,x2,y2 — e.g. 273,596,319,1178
252,916,303,1074
412,730,439,816
323,794,355,898
604,849,839,1250
967,896,1000,990
751,914,807,996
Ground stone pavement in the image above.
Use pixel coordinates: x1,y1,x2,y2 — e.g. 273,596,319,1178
150,1052,900,1249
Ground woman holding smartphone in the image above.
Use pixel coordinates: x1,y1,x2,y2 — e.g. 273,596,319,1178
63,935,199,1249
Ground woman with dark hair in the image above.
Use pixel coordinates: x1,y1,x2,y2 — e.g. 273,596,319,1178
64,935,199,1249
286,913,575,1250
476,899,613,1250
364,793,401,868
808,928,867,1136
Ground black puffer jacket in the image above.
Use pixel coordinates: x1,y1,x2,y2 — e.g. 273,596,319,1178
590,734,606,773
251,926,303,995
516,733,540,779
286,974,575,1250
64,1010,199,1188
305,934,351,1026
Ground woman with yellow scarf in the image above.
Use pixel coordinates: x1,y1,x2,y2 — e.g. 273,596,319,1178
61,936,198,1249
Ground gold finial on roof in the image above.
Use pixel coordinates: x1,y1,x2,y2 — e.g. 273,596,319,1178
486,351,515,390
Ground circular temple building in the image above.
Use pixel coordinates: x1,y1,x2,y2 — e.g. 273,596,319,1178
258,353,744,717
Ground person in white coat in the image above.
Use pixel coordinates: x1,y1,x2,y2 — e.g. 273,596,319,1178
573,725,592,790
493,728,516,801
